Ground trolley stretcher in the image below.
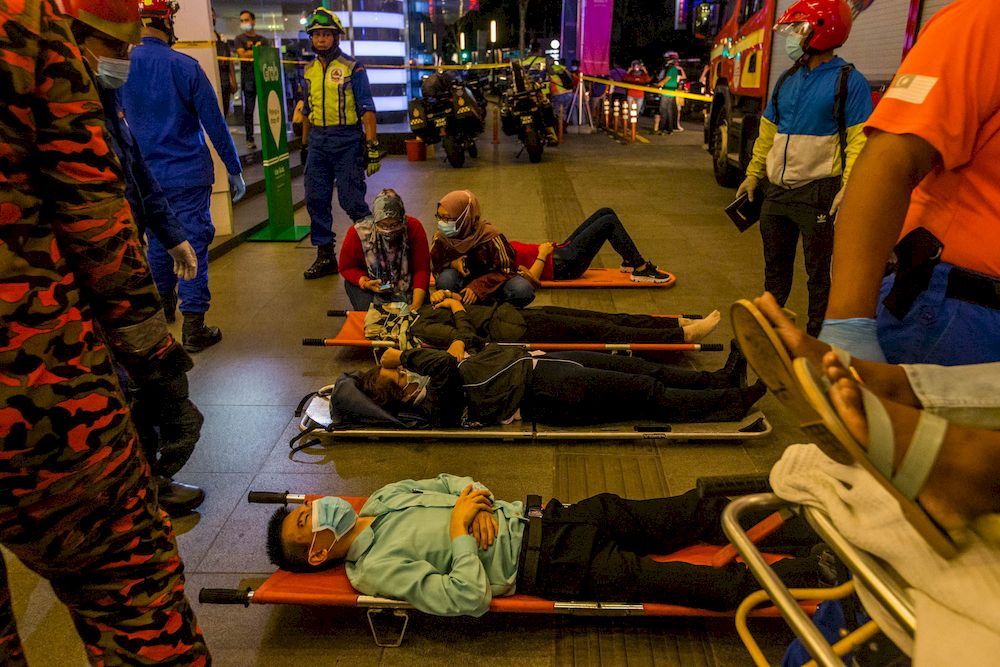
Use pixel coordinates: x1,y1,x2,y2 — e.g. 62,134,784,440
200,479,817,647
304,310,721,353
430,267,677,289
723,494,916,667
293,388,773,448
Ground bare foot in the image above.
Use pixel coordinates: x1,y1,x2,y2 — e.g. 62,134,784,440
820,351,1000,541
682,309,721,342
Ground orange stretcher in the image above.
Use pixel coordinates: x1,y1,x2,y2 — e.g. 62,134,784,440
430,267,677,289
199,485,818,647
303,310,722,353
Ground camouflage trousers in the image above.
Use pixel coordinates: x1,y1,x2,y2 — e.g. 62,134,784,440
0,436,209,666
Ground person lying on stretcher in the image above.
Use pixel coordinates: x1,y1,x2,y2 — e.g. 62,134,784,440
406,290,721,347
267,473,823,617
358,296,765,427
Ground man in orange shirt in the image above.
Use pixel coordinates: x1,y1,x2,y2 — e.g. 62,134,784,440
821,0,1000,365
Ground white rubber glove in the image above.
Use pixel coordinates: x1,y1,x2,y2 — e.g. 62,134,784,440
736,174,760,201
167,240,198,281
818,318,887,363
228,173,247,203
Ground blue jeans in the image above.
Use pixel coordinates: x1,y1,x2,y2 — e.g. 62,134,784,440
551,208,645,279
146,185,213,314
435,269,535,308
305,126,371,248
877,262,1000,365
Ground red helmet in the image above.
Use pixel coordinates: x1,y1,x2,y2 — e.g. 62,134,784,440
775,0,853,53
138,0,179,21
58,0,142,43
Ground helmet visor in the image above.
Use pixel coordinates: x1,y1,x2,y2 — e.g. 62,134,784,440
774,21,811,38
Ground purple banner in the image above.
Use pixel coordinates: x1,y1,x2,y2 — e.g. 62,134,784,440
577,0,614,75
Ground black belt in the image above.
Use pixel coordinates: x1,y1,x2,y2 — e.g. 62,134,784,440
517,494,544,594
946,267,1000,310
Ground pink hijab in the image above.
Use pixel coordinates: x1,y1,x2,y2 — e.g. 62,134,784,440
434,190,500,256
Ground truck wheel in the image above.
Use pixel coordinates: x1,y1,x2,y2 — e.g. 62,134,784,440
711,113,741,187
443,136,465,168
524,129,543,163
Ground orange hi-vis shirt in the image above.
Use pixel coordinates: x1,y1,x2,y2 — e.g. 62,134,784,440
865,0,1000,279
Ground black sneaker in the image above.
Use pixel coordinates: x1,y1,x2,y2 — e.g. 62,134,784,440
630,263,671,283
156,477,205,515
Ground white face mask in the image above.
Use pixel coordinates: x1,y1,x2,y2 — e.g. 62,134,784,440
241,22,253,32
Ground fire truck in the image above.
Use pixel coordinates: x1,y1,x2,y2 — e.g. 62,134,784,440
696,0,953,186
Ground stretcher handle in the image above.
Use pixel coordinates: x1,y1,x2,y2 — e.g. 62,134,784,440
248,491,295,504
302,338,327,346
699,343,724,352
199,588,252,606
327,309,350,317
697,474,771,498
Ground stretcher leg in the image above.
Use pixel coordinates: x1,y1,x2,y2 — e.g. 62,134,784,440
366,608,410,648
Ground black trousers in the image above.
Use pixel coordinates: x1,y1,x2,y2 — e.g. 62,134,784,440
523,490,818,611
243,85,257,141
551,208,645,279
522,306,683,343
522,351,745,425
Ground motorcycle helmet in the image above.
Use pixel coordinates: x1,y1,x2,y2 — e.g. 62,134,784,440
305,7,345,34
775,0,853,54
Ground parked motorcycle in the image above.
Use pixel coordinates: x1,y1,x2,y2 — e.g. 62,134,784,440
408,71,484,168
498,60,557,163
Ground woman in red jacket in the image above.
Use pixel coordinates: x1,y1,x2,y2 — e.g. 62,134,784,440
339,189,431,311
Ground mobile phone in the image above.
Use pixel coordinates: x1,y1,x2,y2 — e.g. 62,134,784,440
379,282,392,290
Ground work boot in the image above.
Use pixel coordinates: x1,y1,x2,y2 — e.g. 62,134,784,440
156,476,205,515
303,243,338,279
161,290,177,323
182,312,222,353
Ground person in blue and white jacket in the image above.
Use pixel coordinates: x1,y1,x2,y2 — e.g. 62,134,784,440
736,0,872,336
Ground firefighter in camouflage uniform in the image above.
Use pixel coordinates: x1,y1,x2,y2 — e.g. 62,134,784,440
0,0,209,663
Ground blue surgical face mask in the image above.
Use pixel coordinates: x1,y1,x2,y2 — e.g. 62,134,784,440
310,497,358,550
95,55,131,89
436,217,458,237
401,369,430,405
784,35,805,62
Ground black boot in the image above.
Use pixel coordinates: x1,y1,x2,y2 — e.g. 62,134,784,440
182,312,222,353
161,290,177,324
723,339,748,388
156,476,205,515
303,243,338,279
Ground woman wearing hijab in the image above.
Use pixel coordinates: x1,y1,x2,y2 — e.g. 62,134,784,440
339,189,431,311
430,190,536,308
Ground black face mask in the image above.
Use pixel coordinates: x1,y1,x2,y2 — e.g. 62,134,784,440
313,42,340,59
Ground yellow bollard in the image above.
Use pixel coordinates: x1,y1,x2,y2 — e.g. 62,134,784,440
630,100,638,143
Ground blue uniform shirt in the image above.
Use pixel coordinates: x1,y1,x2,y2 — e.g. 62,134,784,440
98,87,186,250
121,37,242,189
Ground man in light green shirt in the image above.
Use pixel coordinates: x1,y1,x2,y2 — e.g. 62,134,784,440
267,474,821,616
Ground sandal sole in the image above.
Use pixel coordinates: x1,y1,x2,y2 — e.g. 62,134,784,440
730,299,818,422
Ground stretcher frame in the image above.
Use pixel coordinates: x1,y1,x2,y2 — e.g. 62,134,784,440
722,493,916,667
199,488,816,647
305,310,723,353
294,389,774,446
430,267,677,289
